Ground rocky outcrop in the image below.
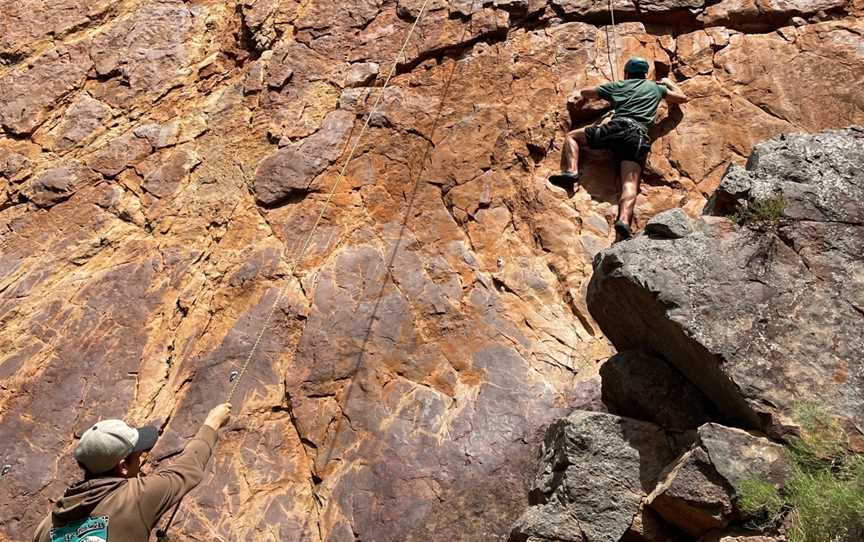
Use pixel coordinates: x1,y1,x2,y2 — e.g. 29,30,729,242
511,416,791,541
511,127,861,541
2,0,863,541
510,411,676,542
589,128,864,437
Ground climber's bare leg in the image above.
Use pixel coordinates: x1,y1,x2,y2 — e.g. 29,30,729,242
615,160,642,240
560,128,588,174
551,129,587,192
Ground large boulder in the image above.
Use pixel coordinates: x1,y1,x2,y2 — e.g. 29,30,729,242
588,128,864,436
648,447,736,536
645,209,694,240
510,411,676,542
647,424,789,537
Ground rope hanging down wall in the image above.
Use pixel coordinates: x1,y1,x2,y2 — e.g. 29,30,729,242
606,0,621,81
293,0,482,536
167,0,623,535
225,0,436,405
155,0,436,539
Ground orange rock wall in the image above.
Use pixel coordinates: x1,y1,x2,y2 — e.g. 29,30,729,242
1,0,862,540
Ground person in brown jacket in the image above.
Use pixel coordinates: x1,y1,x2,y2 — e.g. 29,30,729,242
33,403,231,542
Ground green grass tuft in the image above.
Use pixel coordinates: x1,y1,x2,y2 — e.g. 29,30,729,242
735,405,864,542
787,403,849,473
730,195,786,225
785,465,864,542
738,477,784,518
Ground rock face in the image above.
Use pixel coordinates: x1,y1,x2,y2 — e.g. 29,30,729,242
510,411,676,542
589,128,864,436
1,1,863,541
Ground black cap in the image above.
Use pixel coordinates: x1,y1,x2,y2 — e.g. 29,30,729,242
132,426,159,453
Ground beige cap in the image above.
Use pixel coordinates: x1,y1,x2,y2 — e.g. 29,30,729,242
74,420,158,474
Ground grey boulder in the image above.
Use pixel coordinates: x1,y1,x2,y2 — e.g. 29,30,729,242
647,423,790,537
645,208,694,239
510,411,676,542
588,128,864,437
600,351,713,433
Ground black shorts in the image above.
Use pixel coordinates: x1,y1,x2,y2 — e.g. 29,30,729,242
585,118,651,165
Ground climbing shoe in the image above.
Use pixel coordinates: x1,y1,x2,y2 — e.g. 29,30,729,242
614,220,632,241
549,171,582,192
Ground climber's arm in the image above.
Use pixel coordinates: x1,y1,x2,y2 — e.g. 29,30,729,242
569,86,602,111
579,86,601,100
661,77,689,104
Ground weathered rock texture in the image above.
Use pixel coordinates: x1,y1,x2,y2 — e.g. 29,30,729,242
1,0,863,540
510,411,676,542
509,415,790,541
589,128,864,437
647,424,789,537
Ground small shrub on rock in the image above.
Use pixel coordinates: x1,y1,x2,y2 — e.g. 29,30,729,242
729,195,786,226
785,459,864,542
787,404,849,469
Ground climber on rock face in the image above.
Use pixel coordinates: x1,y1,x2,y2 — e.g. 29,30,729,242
32,403,231,542
549,57,689,241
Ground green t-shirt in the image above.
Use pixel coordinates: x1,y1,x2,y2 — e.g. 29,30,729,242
597,79,668,130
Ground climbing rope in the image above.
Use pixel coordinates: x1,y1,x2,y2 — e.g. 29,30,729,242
155,0,435,539
292,3,480,537
227,0,434,405
605,0,620,81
